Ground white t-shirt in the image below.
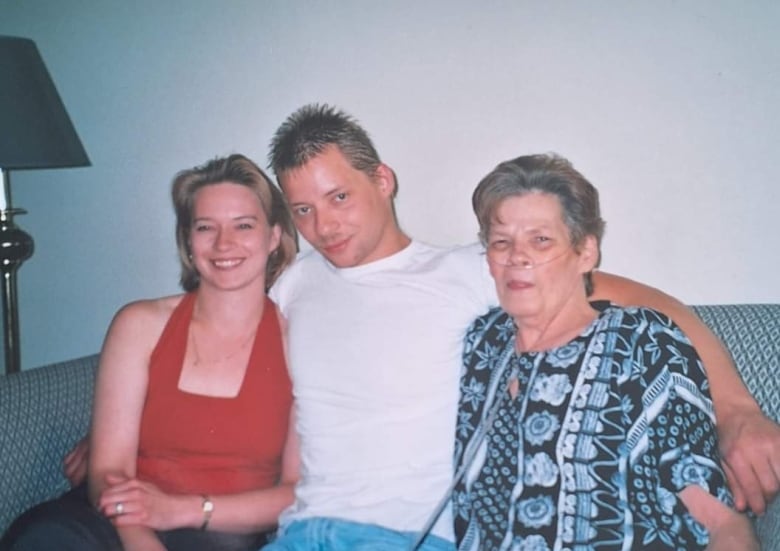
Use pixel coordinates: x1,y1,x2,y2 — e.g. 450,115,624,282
269,241,496,541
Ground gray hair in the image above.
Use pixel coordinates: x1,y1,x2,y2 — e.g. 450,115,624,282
472,153,605,294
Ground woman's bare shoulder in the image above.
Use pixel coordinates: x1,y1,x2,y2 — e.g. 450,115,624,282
108,293,187,336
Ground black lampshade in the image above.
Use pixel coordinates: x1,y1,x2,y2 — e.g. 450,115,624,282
0,36,90,170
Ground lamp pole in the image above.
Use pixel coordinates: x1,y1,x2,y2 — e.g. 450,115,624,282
0,168,34,374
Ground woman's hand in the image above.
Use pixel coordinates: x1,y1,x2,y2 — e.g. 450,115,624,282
98,473,198,531
678,485,758,551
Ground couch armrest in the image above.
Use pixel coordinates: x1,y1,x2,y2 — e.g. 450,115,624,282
0,354,99,536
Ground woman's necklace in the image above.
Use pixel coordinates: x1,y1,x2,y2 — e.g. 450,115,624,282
189,324,256,367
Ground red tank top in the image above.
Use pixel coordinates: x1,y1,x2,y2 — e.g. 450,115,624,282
136,292,292,495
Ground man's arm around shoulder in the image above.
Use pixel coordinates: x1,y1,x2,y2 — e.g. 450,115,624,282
591,271,780,514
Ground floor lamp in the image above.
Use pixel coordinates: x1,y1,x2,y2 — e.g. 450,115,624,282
0,36,90,375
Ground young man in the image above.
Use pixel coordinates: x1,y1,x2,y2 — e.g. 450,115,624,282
263,104,779,549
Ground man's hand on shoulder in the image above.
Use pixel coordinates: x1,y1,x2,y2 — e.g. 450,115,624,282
591,271,780,513
64,435,90,487
719,407,780,514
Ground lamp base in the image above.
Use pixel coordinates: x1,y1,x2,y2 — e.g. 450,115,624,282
0,208,34,375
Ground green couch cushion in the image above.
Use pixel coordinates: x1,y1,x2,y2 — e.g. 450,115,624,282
0,355,98,535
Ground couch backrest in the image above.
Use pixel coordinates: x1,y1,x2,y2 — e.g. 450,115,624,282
692,303,780,549
0,354,99,537
691,304,780,423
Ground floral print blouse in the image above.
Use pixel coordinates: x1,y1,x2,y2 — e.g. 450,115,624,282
453,304,732,551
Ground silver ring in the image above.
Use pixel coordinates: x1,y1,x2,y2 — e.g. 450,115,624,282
115,501,124,515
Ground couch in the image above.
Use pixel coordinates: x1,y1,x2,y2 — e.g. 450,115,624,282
1,304,779,548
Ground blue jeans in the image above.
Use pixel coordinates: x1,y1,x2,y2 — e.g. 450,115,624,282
263,518,454,551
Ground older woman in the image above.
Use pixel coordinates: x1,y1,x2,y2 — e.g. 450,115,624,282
452,154,757,550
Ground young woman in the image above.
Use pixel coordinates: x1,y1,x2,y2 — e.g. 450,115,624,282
2,154,299,551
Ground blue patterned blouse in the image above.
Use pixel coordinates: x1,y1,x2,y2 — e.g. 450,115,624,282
453,304,732,551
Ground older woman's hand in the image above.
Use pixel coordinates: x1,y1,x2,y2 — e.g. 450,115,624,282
718,408,780,514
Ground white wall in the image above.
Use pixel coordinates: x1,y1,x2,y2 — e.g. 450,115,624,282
2,0,779,370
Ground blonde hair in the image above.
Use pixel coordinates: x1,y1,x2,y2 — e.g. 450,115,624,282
171,154,298,291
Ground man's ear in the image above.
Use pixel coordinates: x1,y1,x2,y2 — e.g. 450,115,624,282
578,235,599,273
373,163,397,198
